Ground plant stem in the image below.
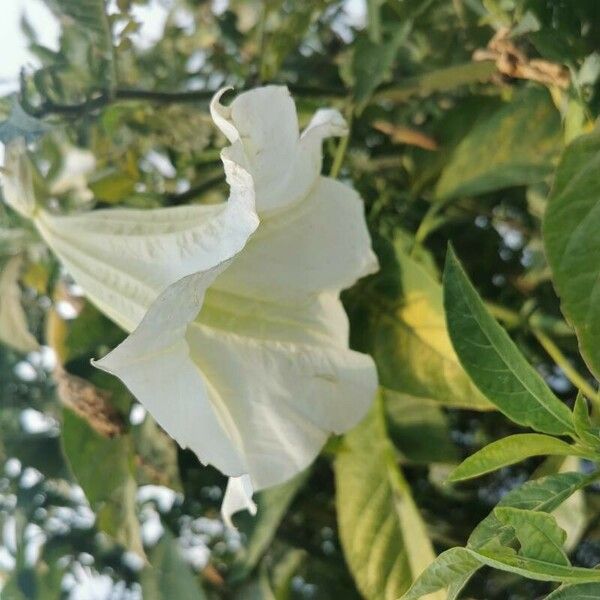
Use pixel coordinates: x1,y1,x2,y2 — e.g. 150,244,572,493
330,110,354,178
373,60,496,102
531,328,599,405
487,302,573,337
27,60,496,119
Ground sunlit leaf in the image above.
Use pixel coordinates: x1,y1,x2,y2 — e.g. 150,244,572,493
348,238,492,410
449,434,582,482
494,507,569,565
335,393,443,600
0,255,39,353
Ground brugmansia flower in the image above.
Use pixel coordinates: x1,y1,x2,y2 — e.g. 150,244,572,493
1,87,378,525
1,139,259,333
95,87,379,523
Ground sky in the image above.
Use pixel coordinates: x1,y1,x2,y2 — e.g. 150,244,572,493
0,0,366,94
0,0,177,95
0,0,60,94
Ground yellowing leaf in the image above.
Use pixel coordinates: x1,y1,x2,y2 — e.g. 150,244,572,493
335,393,443,600
0,254,39,353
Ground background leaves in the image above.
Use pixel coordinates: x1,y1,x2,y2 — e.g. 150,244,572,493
544,131,600,380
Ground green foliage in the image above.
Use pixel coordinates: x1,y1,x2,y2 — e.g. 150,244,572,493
545,583,600,599
43,0,113,61
1,0,600,598
61,409,143,556
348,237,491,410
449,434,584,482
468,471,592,551
351,25,410,107
494,507,569,565
443,248,575,436
230,470,310,583
384,389,459,464
335,393,442,600
436,87,562,199
572,393,600,449
141,529,207,599
544,130,600,380
402,532,600,600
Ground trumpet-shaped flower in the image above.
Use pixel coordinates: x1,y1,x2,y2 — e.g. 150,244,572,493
1,87,378,525
95,86,379,524
1,142,259,333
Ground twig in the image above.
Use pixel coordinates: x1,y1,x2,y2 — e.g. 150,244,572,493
26,84,347,120
531,328,599,405
330,110,354,178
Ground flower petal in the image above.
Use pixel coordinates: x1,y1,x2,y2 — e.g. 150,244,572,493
94,268,248,477
35,159,258,332
186,319,378,490
96,267,376,496
211,86,347,213
222,475,257,529
213,176,378,303
1,139,36,218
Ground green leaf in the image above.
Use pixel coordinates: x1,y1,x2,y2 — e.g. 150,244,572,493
335,393,443,600
384,388,459,464
229,469,310,583
61,409,143,555
443,247,574,435
475,549,600,583
366,0,382,42
399,547,483,600
494,507,569,565
348,238,491,411
133,414,182,491
468,471,592,550
401,543,600,600
141,529,207,600
449,434,581,482
44,0,113,60
573,393,600,448
436,87,562,199
352,24,410,106
545,583,600,599
543,130,600,380
456,471,594,594
403,471,597,598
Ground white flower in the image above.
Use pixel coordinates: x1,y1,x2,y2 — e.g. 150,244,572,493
1,147,259,333
0,86,378,527
95,86,379,525
1,139,37,219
